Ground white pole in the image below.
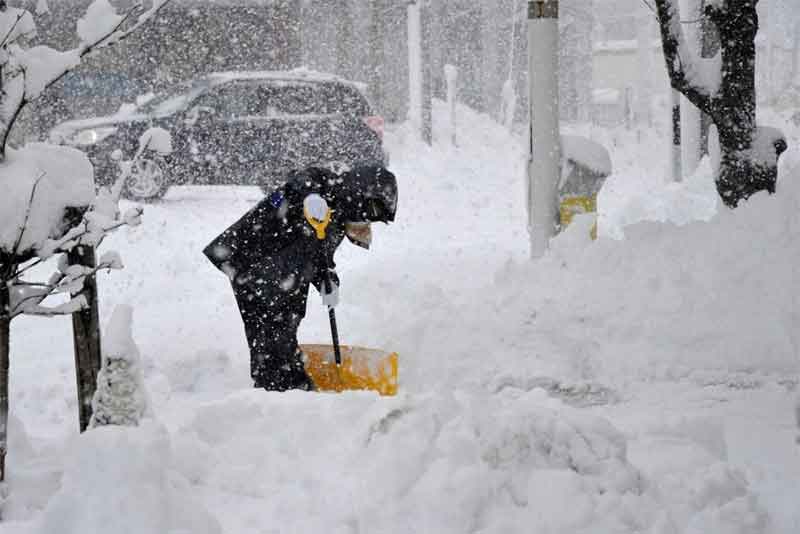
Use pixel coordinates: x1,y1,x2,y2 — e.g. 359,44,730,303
635,14,652,131
679,0,703,176
445,64,458,146
407,1,422,138
527,0,560,259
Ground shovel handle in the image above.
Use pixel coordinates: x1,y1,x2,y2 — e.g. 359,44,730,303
324,273,342,366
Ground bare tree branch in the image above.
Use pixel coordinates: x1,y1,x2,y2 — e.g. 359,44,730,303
12,216,132,280
0,10,26,50
7,170,44,260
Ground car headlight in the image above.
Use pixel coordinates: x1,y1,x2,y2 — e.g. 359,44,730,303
67,127,118,146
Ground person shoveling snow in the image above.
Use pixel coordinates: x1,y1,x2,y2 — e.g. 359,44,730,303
203,165,398,392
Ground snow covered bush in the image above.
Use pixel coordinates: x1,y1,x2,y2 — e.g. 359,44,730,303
90,305,148,428
0,0,169,482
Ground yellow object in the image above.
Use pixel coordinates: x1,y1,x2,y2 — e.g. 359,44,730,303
301,344,399,396
560,194,598,240
304,204,332,239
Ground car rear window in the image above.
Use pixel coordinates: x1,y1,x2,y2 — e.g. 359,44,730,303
260,81,371,116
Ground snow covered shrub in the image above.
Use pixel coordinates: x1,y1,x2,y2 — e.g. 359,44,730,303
0,0,169,481
89,305,148,428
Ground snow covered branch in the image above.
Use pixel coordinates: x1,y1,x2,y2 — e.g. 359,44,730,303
7,254,122,319
653,0,721,115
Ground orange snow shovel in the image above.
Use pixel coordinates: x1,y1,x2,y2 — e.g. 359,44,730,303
302,344,399,396
302,199,399,396
300,273,398,396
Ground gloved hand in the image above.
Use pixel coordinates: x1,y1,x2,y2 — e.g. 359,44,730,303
321,270,339,308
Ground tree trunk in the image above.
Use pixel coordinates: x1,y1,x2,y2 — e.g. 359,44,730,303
0,284,10,483
655,0,777,207
68,246,102,433
709,2,760,206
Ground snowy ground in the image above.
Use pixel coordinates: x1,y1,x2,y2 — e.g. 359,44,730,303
2,102,799,533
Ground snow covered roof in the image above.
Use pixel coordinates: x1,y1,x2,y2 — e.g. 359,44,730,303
562,135,613,177
205,68,368,92
593,39,662,54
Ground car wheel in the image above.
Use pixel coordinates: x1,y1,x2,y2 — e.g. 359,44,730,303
123,157,170,201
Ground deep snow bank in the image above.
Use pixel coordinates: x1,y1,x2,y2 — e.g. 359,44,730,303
3,101,795,534
169,388,768,534
34,421,220,534
497,145,800,383
376,111,799,389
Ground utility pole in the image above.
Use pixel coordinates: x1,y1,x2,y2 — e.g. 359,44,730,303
407,0,432,145
527,0,560,259
368,0,386,115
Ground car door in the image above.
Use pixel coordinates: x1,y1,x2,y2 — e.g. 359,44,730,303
204,81,268,185
171,81,260,185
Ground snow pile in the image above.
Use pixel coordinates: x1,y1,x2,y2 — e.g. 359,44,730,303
0,143,94,255
2,98,796,533
36,421,220,534
21,47,81,98
168,387,767,534
138,127,173,156
90,305,148,428
562,134,613,176
633,415,769,534
76,0,122,44
368,105,797,392
481,157,800,383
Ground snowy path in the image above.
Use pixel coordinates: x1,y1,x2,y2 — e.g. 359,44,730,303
2,105,799,533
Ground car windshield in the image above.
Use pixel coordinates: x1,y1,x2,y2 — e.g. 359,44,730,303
139,80,210,116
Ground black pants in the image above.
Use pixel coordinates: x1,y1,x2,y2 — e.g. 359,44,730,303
231,268,314,391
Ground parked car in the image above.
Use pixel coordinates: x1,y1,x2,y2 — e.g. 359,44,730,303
49,70,388,200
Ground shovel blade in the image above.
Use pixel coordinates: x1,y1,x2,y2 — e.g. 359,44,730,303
301,344,398,396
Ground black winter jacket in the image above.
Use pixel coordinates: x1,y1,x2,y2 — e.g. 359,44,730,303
203,167,356,292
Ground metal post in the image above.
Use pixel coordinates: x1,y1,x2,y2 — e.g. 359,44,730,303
527,0,560,259
408,1,422,138
671,88,682,182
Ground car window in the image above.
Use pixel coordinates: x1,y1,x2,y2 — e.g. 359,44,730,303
193,81,263,117
258,81,371,116
140,81,208,115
